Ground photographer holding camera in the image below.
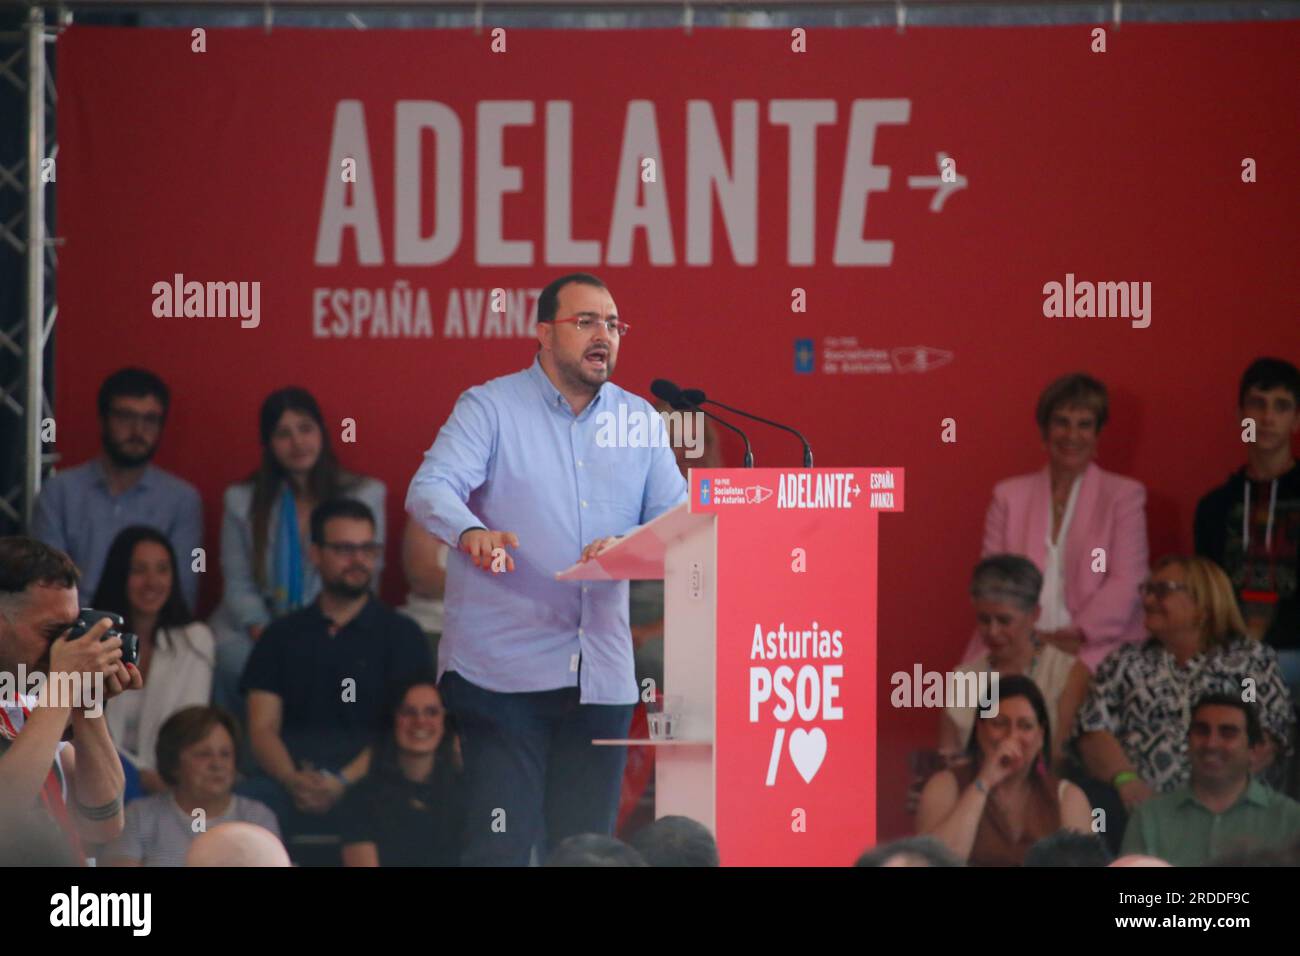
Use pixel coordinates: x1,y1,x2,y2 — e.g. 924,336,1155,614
0,536,143,863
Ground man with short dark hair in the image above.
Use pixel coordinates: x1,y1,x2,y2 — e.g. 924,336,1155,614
407,273,687,866
1023,830,1112,867
543,833,647,867
1121,695,1300,866
1195,357,1300,696
240,499,431,843
0,536,142,861
32,368,203,608
854,836,961,867
629,815,720,867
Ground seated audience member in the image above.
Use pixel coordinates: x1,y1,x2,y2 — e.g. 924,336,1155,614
1195,357,1300,699
1075,556,1295,819
102,706,278,867
854,836,961,868
399,517,449,666
544,834,648,867
628,815,720,867
1121,695,1300,867
940,554,1090,771
240,499,431,844
95,526,215,796
209,387,386,718
917,676,1093,865
961,373,1148,670
1023,831,1112,867
185,822,290,868
339,677,465,867
32,368,202,608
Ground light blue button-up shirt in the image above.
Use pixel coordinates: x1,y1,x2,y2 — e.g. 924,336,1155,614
31,458,204,608
406,357,687,705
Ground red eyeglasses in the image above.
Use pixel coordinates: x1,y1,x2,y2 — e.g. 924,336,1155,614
549,314,630,336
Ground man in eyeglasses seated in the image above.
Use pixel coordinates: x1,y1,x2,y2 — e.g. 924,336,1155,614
237,498,432,856
1122,694,1300,866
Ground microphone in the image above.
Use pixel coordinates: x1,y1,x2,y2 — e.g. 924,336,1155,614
650,379,754,468
683,387,814,467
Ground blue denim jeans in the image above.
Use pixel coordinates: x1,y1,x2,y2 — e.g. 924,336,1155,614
439,670,633,867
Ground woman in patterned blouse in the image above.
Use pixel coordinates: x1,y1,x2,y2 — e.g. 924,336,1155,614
1076,555,1295,814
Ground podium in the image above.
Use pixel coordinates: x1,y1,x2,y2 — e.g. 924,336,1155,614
559,467,904,866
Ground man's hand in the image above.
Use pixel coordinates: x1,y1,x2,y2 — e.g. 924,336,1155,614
459,528,519,572
49,617,143,711
286,770,330,813
291,771,344,814
579,536,622,563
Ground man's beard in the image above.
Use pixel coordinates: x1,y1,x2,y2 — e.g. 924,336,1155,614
323,577,370,600
555,348,614,391
103,430,157,468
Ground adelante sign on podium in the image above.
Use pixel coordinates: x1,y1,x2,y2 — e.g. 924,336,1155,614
559,466,903,866
693,468,902,865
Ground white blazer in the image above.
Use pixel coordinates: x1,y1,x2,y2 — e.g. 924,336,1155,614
107,621,216,772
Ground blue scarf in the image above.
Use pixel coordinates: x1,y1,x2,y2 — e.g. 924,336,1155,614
270,484,304,616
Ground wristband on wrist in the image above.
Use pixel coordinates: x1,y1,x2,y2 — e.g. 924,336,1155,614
972,777,989,795
1112,770,1139,788
76,794,123,821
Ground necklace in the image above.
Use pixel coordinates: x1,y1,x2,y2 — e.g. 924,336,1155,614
1164,648,1203,735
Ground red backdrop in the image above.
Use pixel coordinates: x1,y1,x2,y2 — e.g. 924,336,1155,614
54,23,1299,841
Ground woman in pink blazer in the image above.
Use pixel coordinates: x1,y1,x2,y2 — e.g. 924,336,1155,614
961,374,1149,671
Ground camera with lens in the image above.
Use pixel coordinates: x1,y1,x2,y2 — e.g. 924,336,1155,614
67,608,140,668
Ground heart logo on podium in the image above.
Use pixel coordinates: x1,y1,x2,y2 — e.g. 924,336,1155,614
788,727,827,783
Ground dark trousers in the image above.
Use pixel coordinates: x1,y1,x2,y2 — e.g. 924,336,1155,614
440,670,634,867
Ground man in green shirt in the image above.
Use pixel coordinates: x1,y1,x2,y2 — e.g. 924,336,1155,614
1122,693,1300,865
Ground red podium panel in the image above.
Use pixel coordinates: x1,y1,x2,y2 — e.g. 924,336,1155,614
558,465,904,866
693,468,903,866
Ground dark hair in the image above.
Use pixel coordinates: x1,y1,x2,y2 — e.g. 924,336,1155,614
629,815,719,867
97,367,170,420
968,674,1053,769
1024,830,1112,867
1238,357,1300,408
1035,372,1108,437
155,706,242,788
91,526,194,649
536,273,607,325
0,536,79,597
368,673,458,783
310,498,376,546
544,834,648,867
247,387,361,590
1190,693,1262,747
855,836,961,867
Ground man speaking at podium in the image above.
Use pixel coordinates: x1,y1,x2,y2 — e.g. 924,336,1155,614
406,273,687,866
